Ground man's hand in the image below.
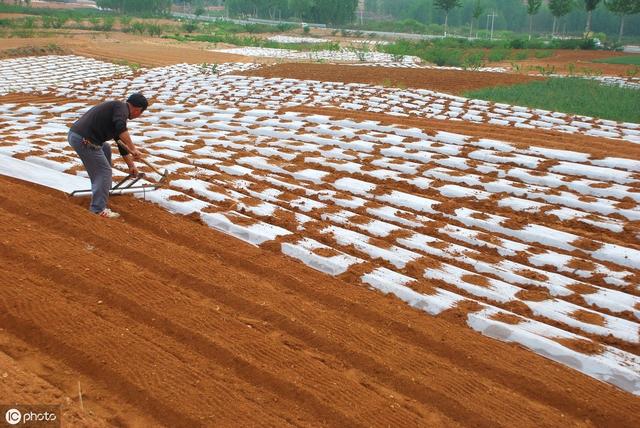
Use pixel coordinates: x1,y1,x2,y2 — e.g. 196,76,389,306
129,146,143,160
128,164,140,176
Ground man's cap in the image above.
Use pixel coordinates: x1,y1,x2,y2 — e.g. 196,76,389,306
127,93,148,111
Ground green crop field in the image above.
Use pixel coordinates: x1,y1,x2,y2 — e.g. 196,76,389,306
465,78,640,123
593,55,640,65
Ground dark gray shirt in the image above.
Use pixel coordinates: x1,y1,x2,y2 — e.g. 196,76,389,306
70,101,129,155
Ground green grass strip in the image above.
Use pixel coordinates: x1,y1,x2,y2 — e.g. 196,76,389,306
592,55,640,65
464,78,640,123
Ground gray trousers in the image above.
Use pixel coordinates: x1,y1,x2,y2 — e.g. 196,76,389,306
68,131,112,213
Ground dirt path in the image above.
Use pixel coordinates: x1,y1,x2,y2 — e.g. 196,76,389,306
1,175,639,427
240,63,545,95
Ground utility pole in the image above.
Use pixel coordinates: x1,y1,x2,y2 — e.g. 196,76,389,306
485,13,490,38
488,10,497,40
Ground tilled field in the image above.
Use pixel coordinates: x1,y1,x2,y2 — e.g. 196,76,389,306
1,55,640,426
0,32,255,67
239,63,545,94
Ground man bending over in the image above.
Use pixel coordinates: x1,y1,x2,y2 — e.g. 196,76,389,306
68,93,148,218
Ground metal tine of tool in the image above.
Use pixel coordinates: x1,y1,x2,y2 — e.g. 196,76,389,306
70,173,158,198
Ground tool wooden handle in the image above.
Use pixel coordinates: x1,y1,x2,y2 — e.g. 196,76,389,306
138,157,164,176
115,140,163,176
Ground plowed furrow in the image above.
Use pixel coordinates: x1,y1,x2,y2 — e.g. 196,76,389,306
0,194,506,427
0,220,437,427
0,220,367,427
6,176,640,426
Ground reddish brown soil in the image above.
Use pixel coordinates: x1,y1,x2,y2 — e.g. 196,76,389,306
240,63,545,95
0,12,32,18
2,175,640,426
570,309,606,327
0,32,257,67
489,312,523,325
554,338,605,356
0,0,94,9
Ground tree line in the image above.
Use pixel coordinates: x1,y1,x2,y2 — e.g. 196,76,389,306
89,0,640,40
365,0,640,40
224,0,359,25
95,0,173,15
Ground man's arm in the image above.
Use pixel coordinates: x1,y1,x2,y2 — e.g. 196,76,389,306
118,130,142,159
122,153,139,176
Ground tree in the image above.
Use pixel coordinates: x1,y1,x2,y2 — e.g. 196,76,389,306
605,0,640,41
548,0,575,35
288,0,313,20
226,0,259,17
583,0,602,34
526,0,543,40
310,0,358,25
434,0,462,36
469,0,483,37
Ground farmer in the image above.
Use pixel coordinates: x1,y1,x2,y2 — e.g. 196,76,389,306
68,93,148,219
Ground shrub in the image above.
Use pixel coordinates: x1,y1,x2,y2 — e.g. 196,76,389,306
145,23,163,37
379,39,417,57
513,50,529,60
535,64,556,76
182,20,198,33
130,21,145,34
437,37,468,48
72,14,84,25
425,47,462,67
119,15,132,28
277,23,297,32
88,16,100,30
23,16,36,29
52,14,69,29
487,48,509,62
579,38,597,50
534,50,554,59
243,23,281,33
425,23,443,34
102,16,115,31
41,15,69,28
463,52,485,70
550,39,591,50
509,38,526,49
399,19,427,33
41,15,53,29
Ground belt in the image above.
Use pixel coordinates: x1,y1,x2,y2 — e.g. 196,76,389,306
82,138,103,150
